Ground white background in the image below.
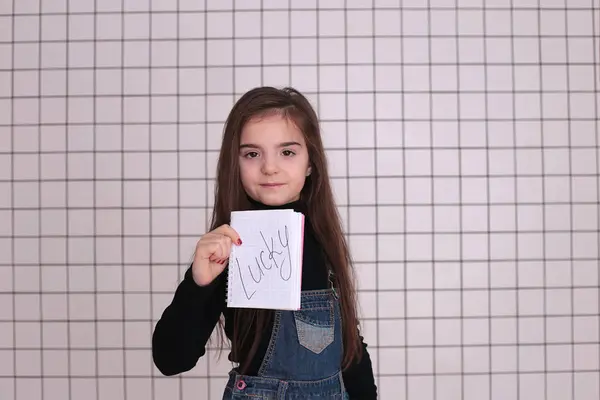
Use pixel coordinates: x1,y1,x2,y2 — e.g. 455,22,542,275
1,0,599,399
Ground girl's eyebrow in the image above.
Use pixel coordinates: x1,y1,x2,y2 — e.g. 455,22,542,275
239,141,302,149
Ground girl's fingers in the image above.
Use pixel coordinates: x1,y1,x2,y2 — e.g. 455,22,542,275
213,224,242,246
199,234,232,264
209,255,228,264
218,236,232,260
205,233,232,256
203,238,229,260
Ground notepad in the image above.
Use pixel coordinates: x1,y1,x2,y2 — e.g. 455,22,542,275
226,209,304,310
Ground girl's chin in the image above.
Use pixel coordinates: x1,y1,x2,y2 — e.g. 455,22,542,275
255,193,299,206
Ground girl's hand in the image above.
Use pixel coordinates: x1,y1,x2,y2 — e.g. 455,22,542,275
192,224,241,286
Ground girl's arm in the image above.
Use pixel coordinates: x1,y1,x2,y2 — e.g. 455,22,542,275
151,265,226,376
342,334,378,399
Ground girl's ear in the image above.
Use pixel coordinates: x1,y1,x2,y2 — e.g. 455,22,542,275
306,166,312,176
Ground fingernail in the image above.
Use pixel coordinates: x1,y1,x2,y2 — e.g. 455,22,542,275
237,239,242,245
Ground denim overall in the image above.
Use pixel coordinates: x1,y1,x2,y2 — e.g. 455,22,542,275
223,288,349,399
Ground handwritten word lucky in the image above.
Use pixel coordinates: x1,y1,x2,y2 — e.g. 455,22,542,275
234,226,293,300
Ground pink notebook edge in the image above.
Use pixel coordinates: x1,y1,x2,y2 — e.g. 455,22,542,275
298,213,305,310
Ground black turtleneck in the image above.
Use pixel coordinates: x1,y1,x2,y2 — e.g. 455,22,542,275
151,199,377,399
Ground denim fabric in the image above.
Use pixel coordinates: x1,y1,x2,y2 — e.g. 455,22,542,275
223,289,348,399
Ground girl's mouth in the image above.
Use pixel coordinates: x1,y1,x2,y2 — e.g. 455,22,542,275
260,183,284,187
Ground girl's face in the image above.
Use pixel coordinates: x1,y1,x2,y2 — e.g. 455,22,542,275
238,114,311,206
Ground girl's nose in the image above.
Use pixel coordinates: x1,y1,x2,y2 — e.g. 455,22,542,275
260,156,279,175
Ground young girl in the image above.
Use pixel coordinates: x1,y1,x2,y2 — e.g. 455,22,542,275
152,87,378,399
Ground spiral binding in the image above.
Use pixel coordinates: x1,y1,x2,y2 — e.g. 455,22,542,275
225,254,234,305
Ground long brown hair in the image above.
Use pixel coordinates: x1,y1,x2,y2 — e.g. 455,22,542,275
210,86,362,371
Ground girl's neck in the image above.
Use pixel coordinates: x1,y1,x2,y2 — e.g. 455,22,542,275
247,196,306,213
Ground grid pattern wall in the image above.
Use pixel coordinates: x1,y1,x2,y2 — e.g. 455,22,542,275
1,0,599,399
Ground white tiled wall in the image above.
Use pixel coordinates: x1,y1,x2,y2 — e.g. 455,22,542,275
1,0,599,399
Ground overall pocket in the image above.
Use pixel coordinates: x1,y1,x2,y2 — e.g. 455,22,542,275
293,301,335,354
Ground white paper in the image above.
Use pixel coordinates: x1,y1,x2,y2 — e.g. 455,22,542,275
227,209,304,310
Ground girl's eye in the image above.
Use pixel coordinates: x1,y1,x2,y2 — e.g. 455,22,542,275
282,149,295,157
244,151,259,158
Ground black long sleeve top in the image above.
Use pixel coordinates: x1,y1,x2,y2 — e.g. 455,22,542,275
151,202,378,399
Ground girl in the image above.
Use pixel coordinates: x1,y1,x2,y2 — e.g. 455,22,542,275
152,87,378,399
